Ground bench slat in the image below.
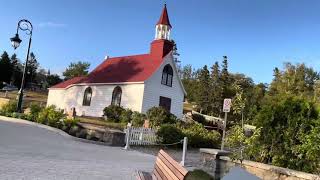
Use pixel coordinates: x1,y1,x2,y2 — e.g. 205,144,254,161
154,164,168,180
159,150,188,176
137,149,189,180
158,153,185,180
153,167,161,180
155,157,179,180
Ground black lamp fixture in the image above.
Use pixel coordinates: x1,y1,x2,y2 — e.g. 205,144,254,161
10,19,33,113
10,33,22,49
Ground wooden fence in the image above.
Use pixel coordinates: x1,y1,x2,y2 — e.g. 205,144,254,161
125,127,157,145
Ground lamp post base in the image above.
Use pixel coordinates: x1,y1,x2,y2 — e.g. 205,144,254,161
16,89,24,113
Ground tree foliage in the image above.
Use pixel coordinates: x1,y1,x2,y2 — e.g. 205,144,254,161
63,61,90,80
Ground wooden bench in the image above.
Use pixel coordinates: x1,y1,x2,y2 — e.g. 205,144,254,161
136,149,189,180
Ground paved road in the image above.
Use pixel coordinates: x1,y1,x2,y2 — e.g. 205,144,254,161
0,120,155,180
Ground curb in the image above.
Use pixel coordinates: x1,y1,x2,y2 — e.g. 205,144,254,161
0,115,122,147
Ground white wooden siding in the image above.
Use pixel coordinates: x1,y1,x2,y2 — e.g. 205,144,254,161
142,54,185,118
47,83,145,117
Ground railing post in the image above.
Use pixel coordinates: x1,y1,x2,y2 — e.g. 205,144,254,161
124,123,132,150
180,137,188,166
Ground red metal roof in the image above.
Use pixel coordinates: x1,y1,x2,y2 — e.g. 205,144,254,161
50,76,87,88
156,4,171,28
50,53,166,89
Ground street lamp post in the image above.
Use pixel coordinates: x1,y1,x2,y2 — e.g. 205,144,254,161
10,19,33,113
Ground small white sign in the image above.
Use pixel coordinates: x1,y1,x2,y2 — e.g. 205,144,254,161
223,98,232,112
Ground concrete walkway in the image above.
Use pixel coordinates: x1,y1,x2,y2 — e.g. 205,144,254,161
0,119,155,180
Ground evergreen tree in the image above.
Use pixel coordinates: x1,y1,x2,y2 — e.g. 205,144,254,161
25,52,39,86
47,74,63,86
0,51,13,83
197,65,211,114
210,61,222,116
10,53,22,87
221,56,230,98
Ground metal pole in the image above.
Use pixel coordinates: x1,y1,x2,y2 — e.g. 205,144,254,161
221,112,228,150
124,126,131,150
17,36,32,113
180,137,187,166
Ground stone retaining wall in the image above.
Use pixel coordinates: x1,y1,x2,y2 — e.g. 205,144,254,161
220,156,320,180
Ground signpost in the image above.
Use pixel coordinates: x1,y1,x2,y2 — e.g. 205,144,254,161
221,98,231,150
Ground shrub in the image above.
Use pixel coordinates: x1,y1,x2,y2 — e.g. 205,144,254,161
37,105,65,127
0,100,17,115
29,103,43,120
131,111,146,127
63,118,79,128
146,107,177,128
103,105,124,122
120,108,133,123
157,124,184,144
181,123,220,148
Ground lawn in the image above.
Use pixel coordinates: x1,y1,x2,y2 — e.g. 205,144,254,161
0,90,48,107
77,116,127,130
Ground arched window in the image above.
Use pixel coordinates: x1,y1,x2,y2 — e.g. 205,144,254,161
82,87,92,106
161,64,173,87
111,86,122,106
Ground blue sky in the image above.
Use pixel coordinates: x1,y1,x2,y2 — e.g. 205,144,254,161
1,0,320,83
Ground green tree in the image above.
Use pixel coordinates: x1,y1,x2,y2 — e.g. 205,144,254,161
232,83,246,125
181,64,199,102
10,53,22,87
63,61,90,80
253,95,320,172
221,56,231,99
47,74,62,86
210,61,222,116
0,51,13,83
26,52,39,85
197,65,211,114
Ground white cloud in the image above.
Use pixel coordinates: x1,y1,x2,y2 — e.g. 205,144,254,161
38,22,67,28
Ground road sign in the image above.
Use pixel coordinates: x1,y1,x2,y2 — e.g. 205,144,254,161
223,98,232,112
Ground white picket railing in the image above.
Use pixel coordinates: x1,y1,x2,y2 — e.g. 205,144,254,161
125,127,157,146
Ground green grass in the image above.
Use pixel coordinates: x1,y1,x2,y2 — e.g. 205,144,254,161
77,116,126,130
185,169,214,180
0,90,48,107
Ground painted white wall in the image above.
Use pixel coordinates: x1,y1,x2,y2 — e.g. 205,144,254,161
142,54,185,118
47,89,66,109
47,83,145,117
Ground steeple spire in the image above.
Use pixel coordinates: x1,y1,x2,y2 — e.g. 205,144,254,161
156,4,172,28
155,4,172,40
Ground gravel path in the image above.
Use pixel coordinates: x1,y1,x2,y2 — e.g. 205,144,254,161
0,120,155,180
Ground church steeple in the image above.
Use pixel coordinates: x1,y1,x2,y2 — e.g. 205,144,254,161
155,4,172,40
150,4,174,58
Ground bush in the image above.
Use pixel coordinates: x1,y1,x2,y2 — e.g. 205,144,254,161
157,124,184,144
146,107,177,128
29,103,43,120
0,101,17,115
103,105,124,122
181,123,220,148
131,111,146,127
63,118,79,128
37,105,65,127
120,108,133,123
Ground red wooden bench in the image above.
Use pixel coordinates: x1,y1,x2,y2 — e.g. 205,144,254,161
136,149,189,180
